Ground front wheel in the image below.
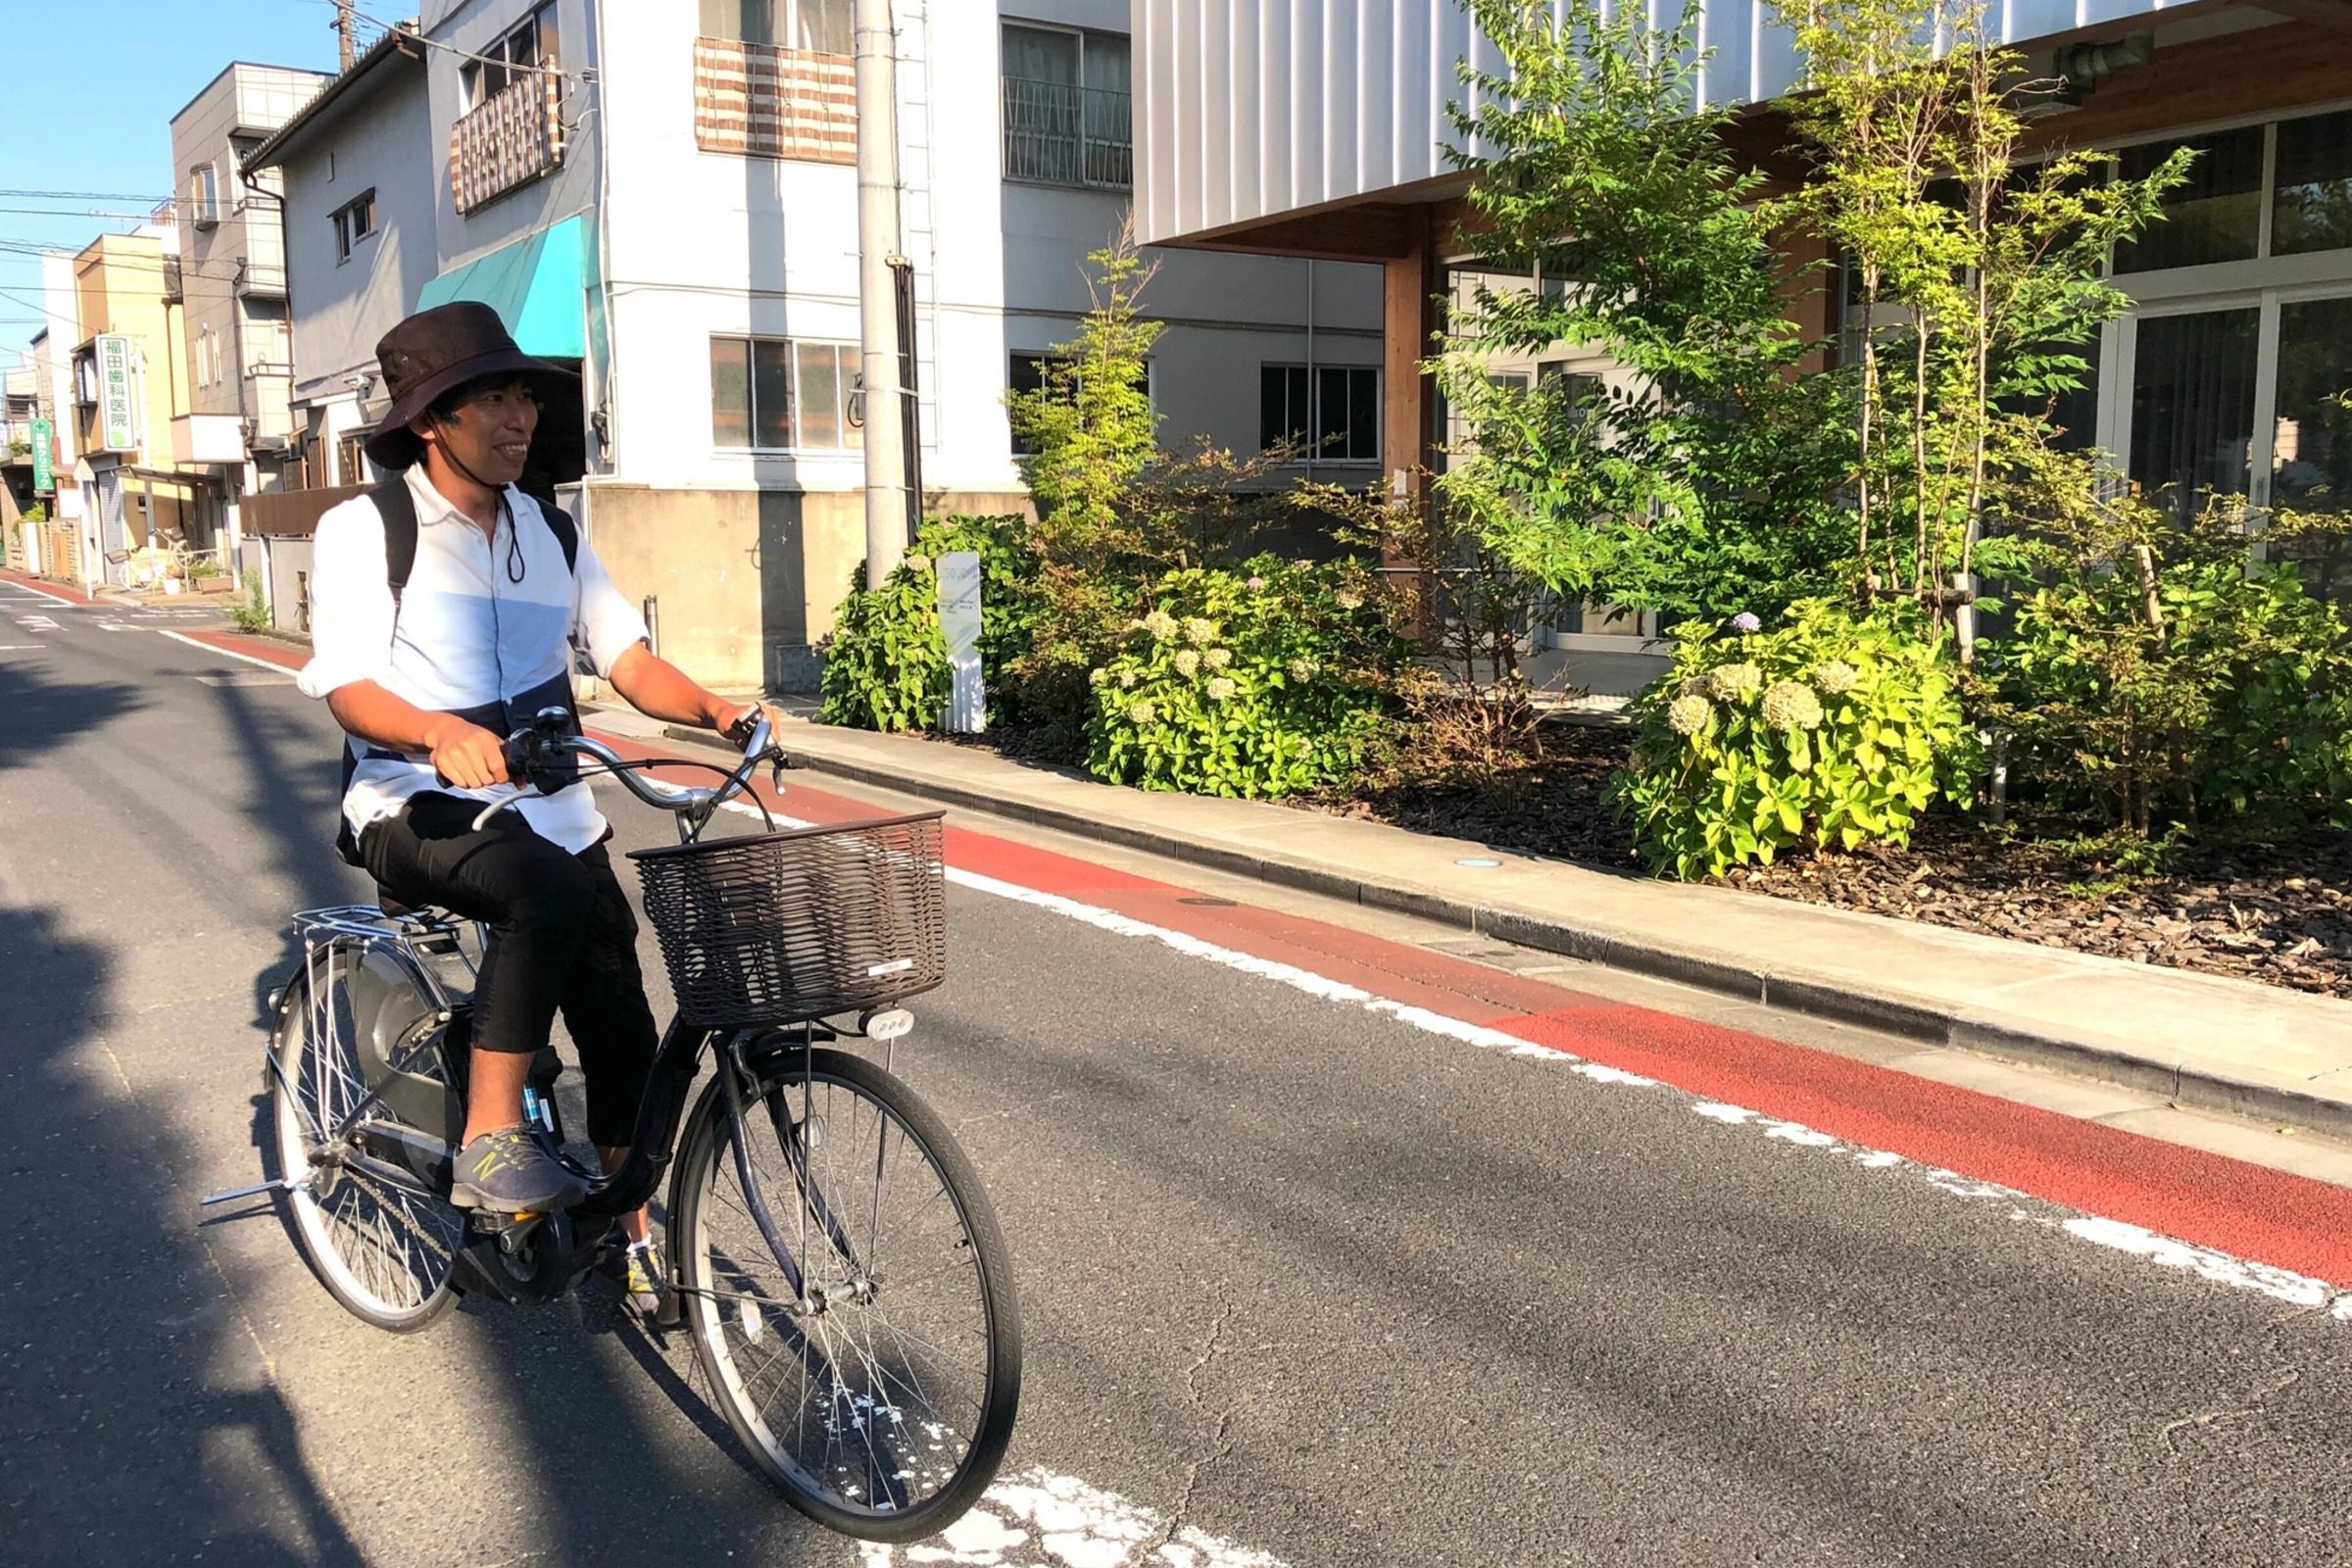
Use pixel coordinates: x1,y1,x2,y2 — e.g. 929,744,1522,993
671,1045,1021,1542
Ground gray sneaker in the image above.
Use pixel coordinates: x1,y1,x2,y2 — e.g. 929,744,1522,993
450,1126,586,1213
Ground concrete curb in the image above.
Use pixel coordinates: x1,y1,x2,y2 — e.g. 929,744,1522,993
657,722,2352,1142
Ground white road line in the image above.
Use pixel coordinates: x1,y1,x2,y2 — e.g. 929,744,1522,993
159,629,300,675
858,1466,1289,1568
0,578,83,608
17,616,60,630
705,798,2352,1326
0,644,41,652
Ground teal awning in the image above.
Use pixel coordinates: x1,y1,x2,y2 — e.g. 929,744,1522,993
416,215,587,360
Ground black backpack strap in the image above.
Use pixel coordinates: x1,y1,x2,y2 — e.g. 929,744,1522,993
368,477,420,606
537,499,579,574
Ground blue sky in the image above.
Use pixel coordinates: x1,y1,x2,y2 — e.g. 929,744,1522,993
0,0,350,366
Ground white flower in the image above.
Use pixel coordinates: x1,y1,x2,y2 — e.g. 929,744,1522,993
1126,699,1157,724
1089,667,1108,686
1813,661,1858,696
1206,676,1238,702
904,552,933,573
1286,658,1317,681
1173,649,1201,677
1118,670,1138,689
1707,662,1763,701
1203,647,1233,670
1666,695,1714,736
1143,610,1180,641
1334,591,1364,611
1184,616,1218,646
1761,680,1825,732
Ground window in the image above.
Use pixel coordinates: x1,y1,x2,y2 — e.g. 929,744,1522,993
710,335,863,451
463,2,561,105
1260,365,1379,462
2114,126,2265,274
331,189,376,263
2274,109,2352,259
1008,353,1070,457
1002,24,1132,188
188,164,220,227
700,0,852,53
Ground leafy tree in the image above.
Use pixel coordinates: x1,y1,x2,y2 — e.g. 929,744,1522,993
1438,0,1853,624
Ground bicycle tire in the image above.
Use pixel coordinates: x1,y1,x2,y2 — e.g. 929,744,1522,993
672,1045,1021,1542
267,952,464,1334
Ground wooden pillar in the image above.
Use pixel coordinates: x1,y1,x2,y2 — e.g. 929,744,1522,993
1382,208,1438,505
1381,209,1441,633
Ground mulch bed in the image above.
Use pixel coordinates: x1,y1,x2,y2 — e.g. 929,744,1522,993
926,720,2352,1000
1310,724,2352,1001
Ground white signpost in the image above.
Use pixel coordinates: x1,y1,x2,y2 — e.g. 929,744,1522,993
938,550,985,735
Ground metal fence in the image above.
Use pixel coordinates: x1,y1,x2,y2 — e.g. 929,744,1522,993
1001,77,1132,189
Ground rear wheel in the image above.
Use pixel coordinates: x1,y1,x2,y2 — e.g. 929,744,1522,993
673,1045,1021,1542
268,948,465,1333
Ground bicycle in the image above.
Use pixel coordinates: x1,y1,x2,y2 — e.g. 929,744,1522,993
207,709,1022,1542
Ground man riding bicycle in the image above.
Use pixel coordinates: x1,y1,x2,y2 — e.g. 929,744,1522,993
297,302,775,1320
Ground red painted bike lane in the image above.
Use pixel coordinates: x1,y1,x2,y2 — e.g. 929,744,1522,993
0,568,100,606
176,623,2352,1293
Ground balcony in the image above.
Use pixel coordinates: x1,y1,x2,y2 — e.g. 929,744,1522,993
1002,77,1132,190
451,72,564,216
694,38,856,165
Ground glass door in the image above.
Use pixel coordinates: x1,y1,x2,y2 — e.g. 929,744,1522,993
2269,294,2352,608
2125,305,2261,528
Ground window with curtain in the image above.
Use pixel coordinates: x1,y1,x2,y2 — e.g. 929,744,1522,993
710,335,861,450
2270,296,2352,609
1002,24,1131,188
701,0,851,52
2129,308,2260,527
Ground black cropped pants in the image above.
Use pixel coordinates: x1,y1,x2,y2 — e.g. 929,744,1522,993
361,792,659,1146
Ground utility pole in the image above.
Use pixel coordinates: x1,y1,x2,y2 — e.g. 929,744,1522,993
335,4,356,70
854,0,909,589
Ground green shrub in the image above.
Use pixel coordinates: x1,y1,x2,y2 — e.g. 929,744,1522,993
1613,601,1979,879
1984,560,2352,834
818,516,1041,732
1085,558,1400,798
228,569,270,634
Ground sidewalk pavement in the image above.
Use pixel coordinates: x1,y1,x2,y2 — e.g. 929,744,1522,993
620,708,2352,1140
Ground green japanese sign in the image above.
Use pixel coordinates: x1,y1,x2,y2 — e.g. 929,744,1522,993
28,417,50,493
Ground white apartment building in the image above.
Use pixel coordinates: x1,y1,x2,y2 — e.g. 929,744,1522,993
249,1,1385,692
1138,1,2352,631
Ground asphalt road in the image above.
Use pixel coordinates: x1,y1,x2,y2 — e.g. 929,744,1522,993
6,576,2352,1568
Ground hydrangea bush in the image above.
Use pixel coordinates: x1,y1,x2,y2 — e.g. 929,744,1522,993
1612,600,1980,878
1085,557,1400,798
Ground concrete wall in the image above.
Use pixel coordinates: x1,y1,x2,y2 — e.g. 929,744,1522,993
1133,0,2202,245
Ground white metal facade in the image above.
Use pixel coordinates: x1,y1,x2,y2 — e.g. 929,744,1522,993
1134,0,2197,245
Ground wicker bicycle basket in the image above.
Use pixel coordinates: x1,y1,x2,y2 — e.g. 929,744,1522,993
627,810,948,1030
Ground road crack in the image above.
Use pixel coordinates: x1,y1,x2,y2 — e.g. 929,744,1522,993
1143,1285,1250,1563
2159,1368,2304,1453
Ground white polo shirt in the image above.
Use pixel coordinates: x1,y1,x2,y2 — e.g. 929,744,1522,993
297,466,649,854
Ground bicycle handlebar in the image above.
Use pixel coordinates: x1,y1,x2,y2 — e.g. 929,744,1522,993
470,707,794,839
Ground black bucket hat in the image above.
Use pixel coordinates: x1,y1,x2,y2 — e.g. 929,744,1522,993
364,301,585,484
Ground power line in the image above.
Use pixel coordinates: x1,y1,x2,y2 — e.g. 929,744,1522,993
0,188,168,204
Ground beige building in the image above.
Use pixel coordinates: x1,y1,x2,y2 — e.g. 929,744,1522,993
69,229,203,584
